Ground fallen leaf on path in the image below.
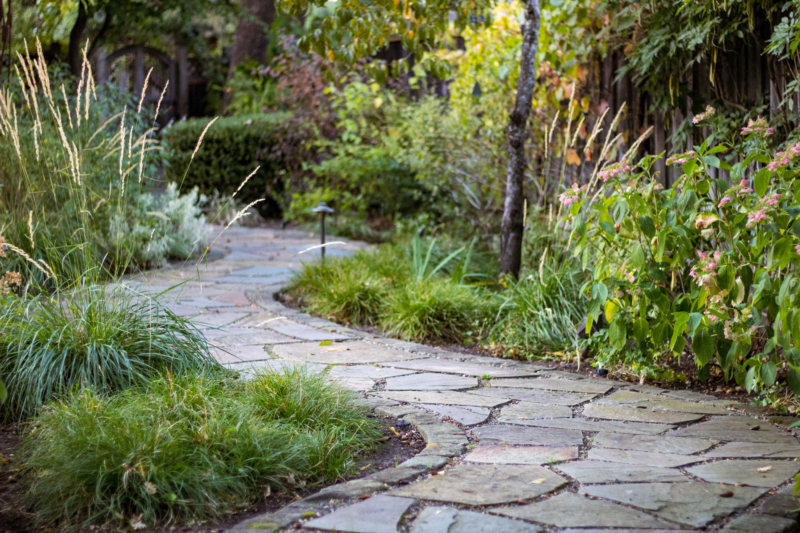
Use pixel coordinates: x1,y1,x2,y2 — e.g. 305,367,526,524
720,491,734,498
757,466,772,473
531,478,547,484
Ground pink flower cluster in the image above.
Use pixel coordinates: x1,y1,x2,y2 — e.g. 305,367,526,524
718,196,734,208
766,143,800,172
737,179,753,196
741,116,773,137
598,159,632,183
558,182,585,206
766,193,781,206
705,291,729,323
666,150,699,166
746,209,768,228
689,250,720,288
692,106,716,124
723,307,755,342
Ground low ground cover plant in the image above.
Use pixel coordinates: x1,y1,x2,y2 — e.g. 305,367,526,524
20,367,381,530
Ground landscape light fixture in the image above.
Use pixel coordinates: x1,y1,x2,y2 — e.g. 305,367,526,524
310,202,334,261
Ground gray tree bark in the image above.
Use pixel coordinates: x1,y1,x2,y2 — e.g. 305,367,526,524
222,0,275,113
499,0,541,278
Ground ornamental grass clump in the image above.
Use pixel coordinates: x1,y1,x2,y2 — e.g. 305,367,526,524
20,368,382,530
565,112,800,394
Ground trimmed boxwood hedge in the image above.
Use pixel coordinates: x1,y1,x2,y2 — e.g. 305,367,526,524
162,113,314,217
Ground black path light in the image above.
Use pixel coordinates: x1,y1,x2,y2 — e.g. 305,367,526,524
311,202,334,261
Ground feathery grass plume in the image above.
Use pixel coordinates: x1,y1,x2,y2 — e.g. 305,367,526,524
583,107,609,157
15,67,31,111
190,116,219,162
86,111,124,147
27,211,34,250
60,84,74,131
224,199,264,231
138,67,153,114
119,106,126,179
585,103,626,196
34,39,53,102
571,115,585,147
3,242,52,278
128,127,133,159
17,50,42,135
544,126,549,160
154,81,168,122
548,112,558,145
624,126,654,162
539,246,548,285
233,166,260,197
137,137,146,183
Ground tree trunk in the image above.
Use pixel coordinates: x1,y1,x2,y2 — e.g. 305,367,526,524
68,1,88,77
499,0,541,278
222,0,275,113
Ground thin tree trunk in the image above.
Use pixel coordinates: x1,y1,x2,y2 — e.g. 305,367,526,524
68,2,88,76
222,0,275,113
500,0,541,278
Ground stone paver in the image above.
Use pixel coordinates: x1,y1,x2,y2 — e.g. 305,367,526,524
416,404,491,425
587,448,701,467
583,483,769,527
686,460,800,487
464,445,578,465
375,391,510,408
383,373,478,391
303,495,414,533
472,424,583,446
494,492,681,529
491,377,613,394
556,460,689,483
409,506,542,533
136,227,800,533
498,401,573,420
392,464,567,505
593,432,717,454
582,403,704,424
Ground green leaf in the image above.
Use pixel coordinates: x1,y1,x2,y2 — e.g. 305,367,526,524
600,221,616,236
638,216,656,238
587,298,602,322
788,369,800,396
591,283,608,303
693,328,715,367
670,312,690,350
701,155,721,168
755,169,771,197
631,245,645,269
632,318,650,342
0,378,6,405
688,312,704,335
609,316,627,350
319,340,333,346
761,361,778,387
745,366,757,393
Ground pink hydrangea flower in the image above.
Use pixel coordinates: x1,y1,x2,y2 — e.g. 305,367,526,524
718,196,733,208
746,209,768,228
693,106,716,124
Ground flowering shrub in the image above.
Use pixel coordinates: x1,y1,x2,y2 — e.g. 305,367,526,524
567,117,800,394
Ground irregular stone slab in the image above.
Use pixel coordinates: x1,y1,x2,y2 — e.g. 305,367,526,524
593,432,717,455
557,460,688,484
229,266,298,278
375,391,510,408
417,404,491,426
491,378,612,394
472,425,583,446
211,345,272,364
272,341,429,364
686,460,800,487
587,448,701,468
409,506,543,533
499,402,572,421
504,417,674,435
719,514,797,533
232,311,282,328
304,495,414,533
494,492,680,529
464,445,578,465
597,391,729,415
267,321,350,341
330,377,375,391
384,373,478,391
583,482,769,527
227,359,327,375
204,327,296,344
329,365,415,380
669,417,798,443
663,390,721,402
380,359,539,378
207,275,294,285
754,485,800,519
194,312,250,328
471,387,596,406
560,531,682,533
392,464,566,506
583,403,704,424
176,296,236,307
704,442,800,458
167,304,205,316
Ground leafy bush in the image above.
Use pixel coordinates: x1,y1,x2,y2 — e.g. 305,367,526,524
566,113,800,393
0,285,215,417
162,112,313,217
20,369,381,529
108,183,210,268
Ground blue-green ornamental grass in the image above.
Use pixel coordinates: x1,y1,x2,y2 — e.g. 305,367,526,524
20,367,382,530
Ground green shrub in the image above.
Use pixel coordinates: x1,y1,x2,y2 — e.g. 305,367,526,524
566,113,800,393
0,285,215,417
20,369,381,529
162,113,313,216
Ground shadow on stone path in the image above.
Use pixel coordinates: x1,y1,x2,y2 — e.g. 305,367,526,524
129,226,800,533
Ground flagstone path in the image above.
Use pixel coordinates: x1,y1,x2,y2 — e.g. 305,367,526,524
131,227,800,533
